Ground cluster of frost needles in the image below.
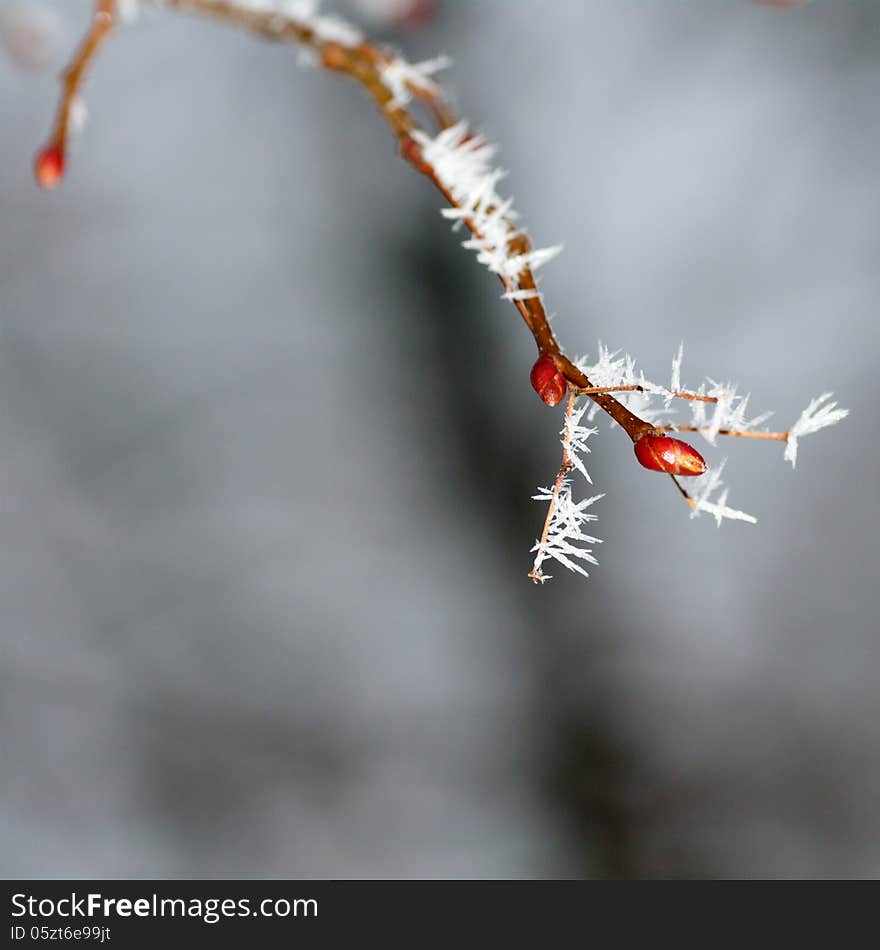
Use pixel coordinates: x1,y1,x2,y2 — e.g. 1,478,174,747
410,122,562,290
530,401,603,583
530,344,848,582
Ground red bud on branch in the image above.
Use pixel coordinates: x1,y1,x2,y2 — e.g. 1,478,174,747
634,433,706,476
530,354,567,408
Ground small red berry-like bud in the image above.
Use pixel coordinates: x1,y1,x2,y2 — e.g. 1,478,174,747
634,433,707,476
530,354,567,408
34,145,64,189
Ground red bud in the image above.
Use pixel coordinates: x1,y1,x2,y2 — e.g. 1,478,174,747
634,433,706,476
530,355,567,408
34,145,64,189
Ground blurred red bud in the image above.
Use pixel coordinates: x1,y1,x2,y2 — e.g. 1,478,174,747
394,0,437,29
530,355,567,408
34,145,64,189
350,0,438,31
634,433,706,476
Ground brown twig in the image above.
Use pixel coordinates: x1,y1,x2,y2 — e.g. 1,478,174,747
575,385,719,403
664,391,719,404
669,473,697,511
42,0,115,163
659,426,789,441
575,384,646,397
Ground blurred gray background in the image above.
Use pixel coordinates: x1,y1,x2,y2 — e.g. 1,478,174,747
0,0,876,878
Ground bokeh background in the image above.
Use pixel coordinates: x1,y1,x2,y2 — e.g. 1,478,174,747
1,0,877,878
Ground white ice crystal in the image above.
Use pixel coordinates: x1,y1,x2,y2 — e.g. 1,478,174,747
578,344,782,445
68,96,88,137
685,379,772,445
784,392,848,468
669,341,683,403
529,396,603,581
380,53,450,109
576,344,680,427
688,460,757,527
564,401,598,485
530,480,603,582
411,121,562,286
283,0,365,45
502,287,541,302
309,11,363,45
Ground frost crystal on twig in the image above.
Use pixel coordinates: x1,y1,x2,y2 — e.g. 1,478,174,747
380,54,450,109
565,401,598,485
228,1,364,46
688,460,757,527
411,121,562,286
784,393,848,468
529,392,603,583
686,379,773,445
530,481,603,582
308,10,364,46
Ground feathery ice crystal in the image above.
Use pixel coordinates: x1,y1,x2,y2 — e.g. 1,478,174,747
410,121,562,289
380,54,450,109
784,393,848,468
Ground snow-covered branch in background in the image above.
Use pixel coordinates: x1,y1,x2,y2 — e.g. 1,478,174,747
22,0,848,583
